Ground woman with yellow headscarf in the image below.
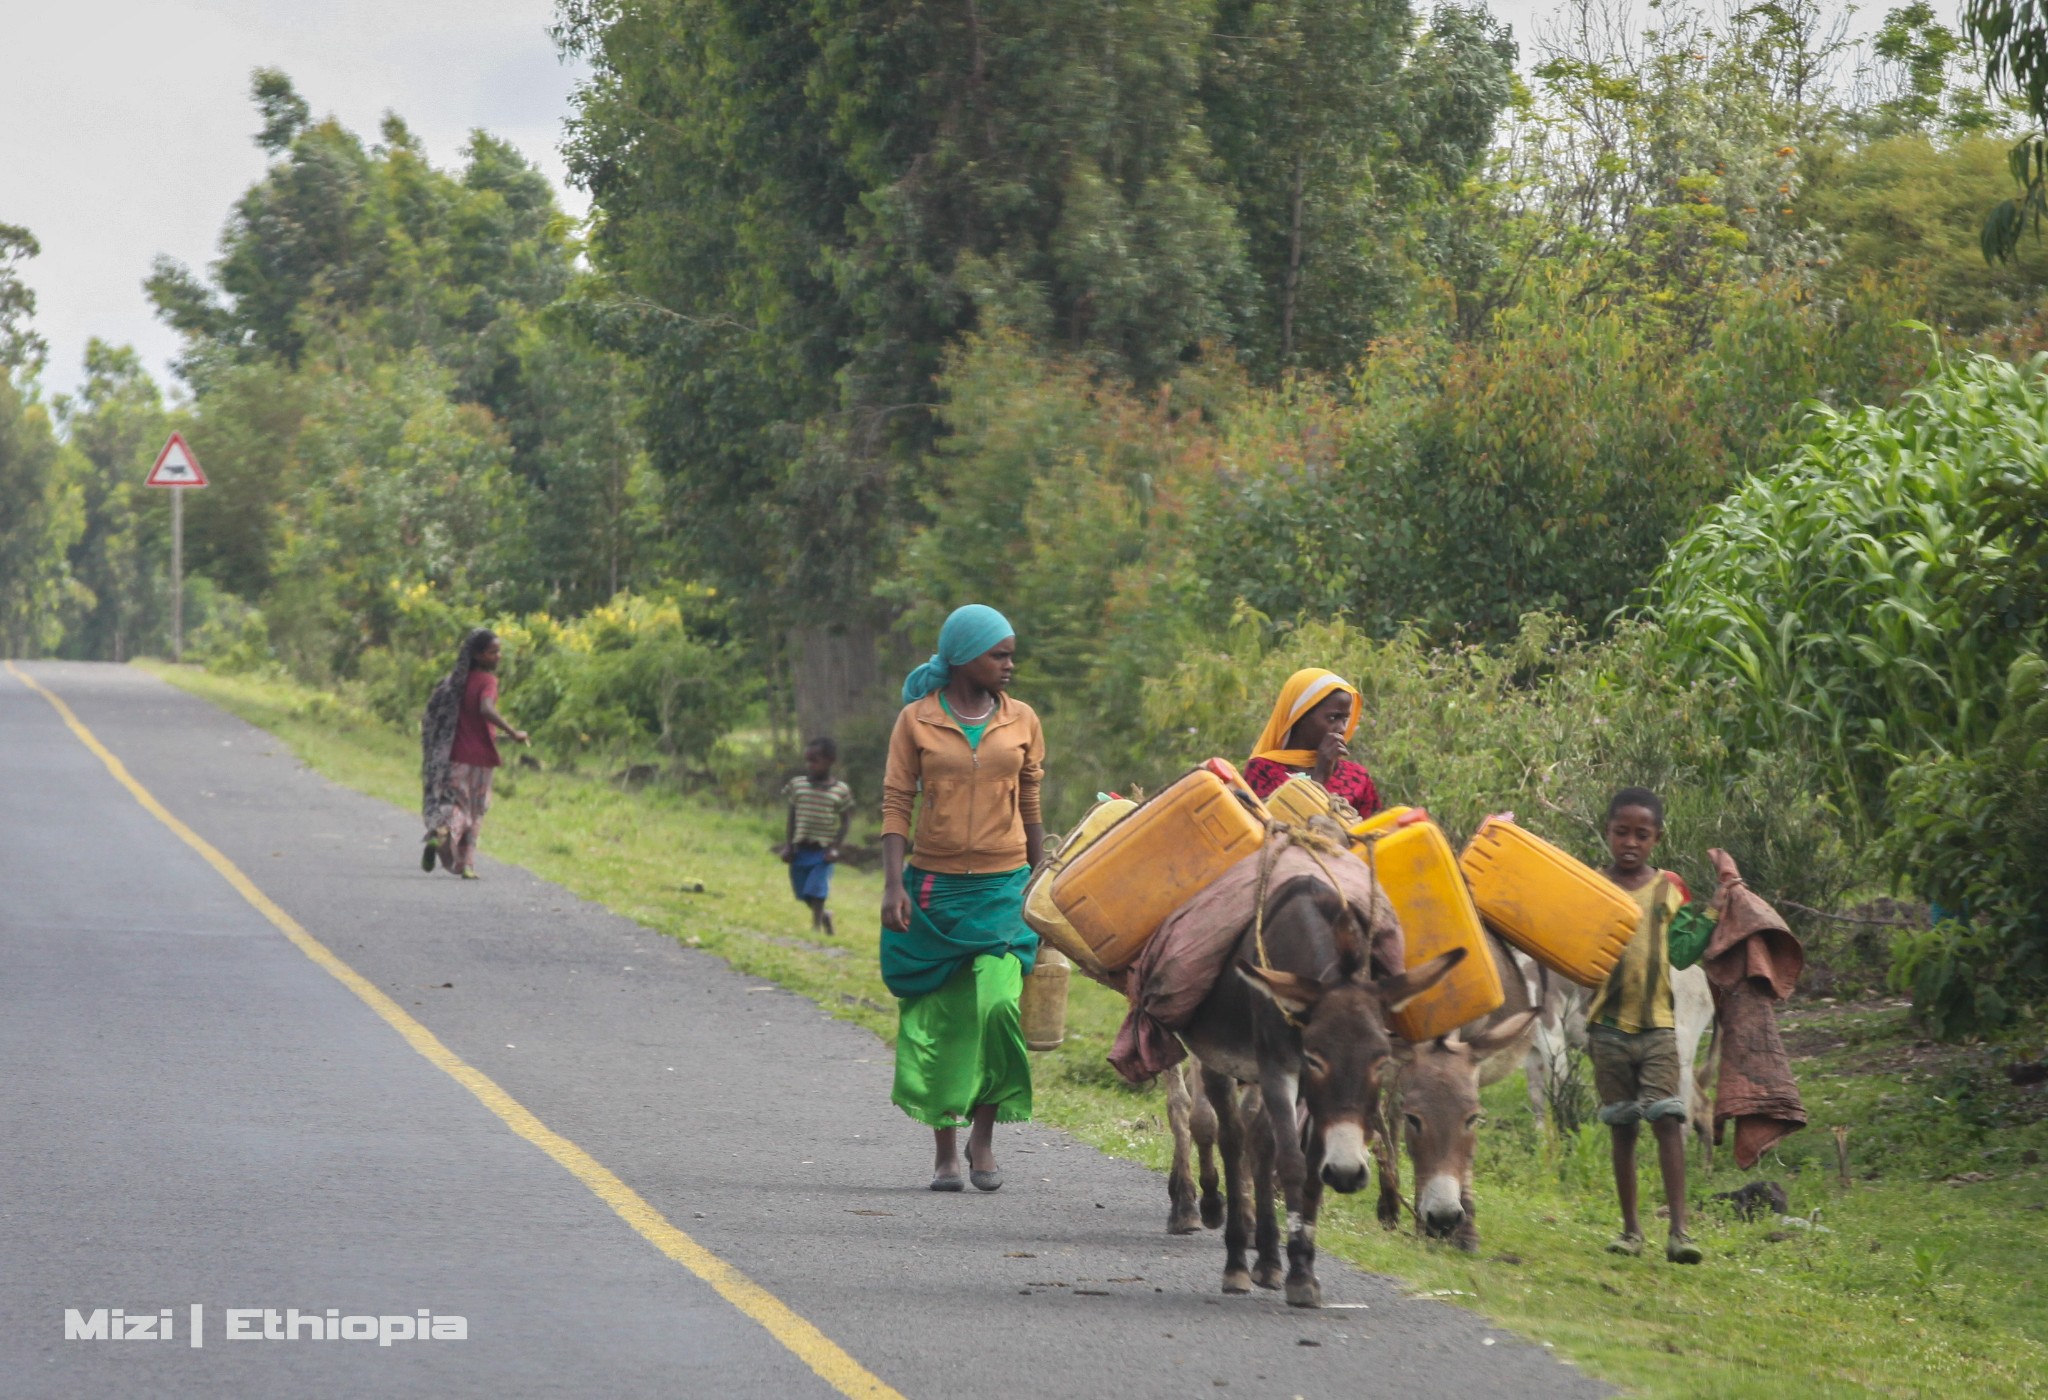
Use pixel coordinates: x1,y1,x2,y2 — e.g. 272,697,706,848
1242,668,1381,815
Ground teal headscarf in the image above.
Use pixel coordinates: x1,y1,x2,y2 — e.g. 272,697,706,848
901,604,1015,705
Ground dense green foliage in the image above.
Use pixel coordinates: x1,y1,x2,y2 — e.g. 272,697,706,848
1651,352,2048,1028
6,0,2048,1033
553,0,1517,630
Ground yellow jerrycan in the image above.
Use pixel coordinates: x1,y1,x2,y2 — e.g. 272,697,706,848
1050,761,1268,973
1349,808,1504,1042
1458,817,1639,988
1024,795,1139,980
1266,775,1341,828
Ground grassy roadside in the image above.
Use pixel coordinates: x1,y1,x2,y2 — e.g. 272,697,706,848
142,660,2048,1399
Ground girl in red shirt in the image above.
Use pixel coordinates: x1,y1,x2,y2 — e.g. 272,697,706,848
420,628,528,878
1242,667,1380,818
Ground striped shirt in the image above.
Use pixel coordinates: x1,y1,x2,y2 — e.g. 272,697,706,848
782,776,855,846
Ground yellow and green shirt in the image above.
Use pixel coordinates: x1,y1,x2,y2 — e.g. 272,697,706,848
1586,872,1716,1033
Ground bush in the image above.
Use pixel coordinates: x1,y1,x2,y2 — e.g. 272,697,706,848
1140,610,1866,921
1650,350,2048,821
262,581,753,774
1651,351,2048,1033
502,591,748,768
1882,652,2048,1035
184,589,276,675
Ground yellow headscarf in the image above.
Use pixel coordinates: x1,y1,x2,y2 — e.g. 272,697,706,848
1250,668,1361,768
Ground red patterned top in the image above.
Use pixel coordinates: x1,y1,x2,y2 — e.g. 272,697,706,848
1243,756,1380,817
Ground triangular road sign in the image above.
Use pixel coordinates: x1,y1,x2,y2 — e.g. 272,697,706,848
145,432,208,488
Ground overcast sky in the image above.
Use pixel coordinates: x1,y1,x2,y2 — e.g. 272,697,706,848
2,0,588,401
4,0,1763,403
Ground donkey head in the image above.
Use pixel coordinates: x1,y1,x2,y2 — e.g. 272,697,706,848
1237,932,1467,1195
1391,1011,1538,1240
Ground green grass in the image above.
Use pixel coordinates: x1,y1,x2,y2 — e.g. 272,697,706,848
142,660,2048,1398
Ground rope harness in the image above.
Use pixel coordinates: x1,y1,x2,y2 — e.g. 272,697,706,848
1244,803,1383,1028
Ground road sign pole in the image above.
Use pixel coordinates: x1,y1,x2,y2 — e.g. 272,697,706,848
144,433,206,661
171,487,184,663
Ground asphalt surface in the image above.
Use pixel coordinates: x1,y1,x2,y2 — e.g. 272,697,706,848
0,661,1608,1399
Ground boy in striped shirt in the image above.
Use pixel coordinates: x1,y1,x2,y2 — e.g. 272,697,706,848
779,737,856,936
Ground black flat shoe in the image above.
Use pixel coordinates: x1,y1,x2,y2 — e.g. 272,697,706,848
970,1165,1003,1192
421,836,441,873
930,1166,965,1192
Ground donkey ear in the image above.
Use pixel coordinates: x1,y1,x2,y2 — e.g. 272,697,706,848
1462,1008,1539,1058
1236,961,1327,1018
1374,948,1467,1014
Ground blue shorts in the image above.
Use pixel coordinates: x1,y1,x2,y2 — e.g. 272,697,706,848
788,844,834,902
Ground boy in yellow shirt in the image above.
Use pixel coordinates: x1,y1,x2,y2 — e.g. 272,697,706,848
1589,786,1735,1264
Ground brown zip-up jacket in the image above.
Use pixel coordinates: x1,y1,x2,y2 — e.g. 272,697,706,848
880,692,1045,874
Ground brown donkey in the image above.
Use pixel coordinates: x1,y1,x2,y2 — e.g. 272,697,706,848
1387,1010,1539,1251
1176,879,1463,1307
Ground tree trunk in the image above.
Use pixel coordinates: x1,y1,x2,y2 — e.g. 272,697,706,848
1281,157,1305,365
787,621,887,746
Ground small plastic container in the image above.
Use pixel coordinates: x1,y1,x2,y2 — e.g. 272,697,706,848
1458,817,1639,988
1349,808,1504,1041
1023,795,1139,978
1019,947,1071,1051
1050,763,1268,972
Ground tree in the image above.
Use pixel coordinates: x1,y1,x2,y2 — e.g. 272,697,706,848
557,0,1247,636
145,71,665,639
0,223,48,376
1201,1,1514,374
0,224,83,656
1491,0,1850,340
1964,0,2048,258
55,342,169,660
0,374,83,656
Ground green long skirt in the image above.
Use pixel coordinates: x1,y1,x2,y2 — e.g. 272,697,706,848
891,954,1033,1130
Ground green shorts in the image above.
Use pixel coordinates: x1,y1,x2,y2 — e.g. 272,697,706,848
1587,1024,1687,1126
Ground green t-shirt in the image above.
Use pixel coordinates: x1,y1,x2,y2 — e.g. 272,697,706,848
939,695,988,750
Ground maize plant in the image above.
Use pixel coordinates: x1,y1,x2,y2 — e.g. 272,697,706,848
1648,350,2048,828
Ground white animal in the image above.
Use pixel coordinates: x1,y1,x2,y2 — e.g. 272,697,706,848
1516,952,1716,1158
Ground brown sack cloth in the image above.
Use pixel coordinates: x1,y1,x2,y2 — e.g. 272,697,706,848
1702,882,1807,1168
1108,833,1403,1084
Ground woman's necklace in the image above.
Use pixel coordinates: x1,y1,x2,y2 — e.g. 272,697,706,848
949,691,997,723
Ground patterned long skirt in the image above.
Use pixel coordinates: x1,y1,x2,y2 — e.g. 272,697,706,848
438,762,495,874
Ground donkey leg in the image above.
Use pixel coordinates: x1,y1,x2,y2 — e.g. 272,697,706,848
1523,1036,1550,1129
1203,1068,1253,1294
1259,1074,1323,1308
1165,1061,1202,1235
1194,1075,1224,1229
1247,1100,1284,1291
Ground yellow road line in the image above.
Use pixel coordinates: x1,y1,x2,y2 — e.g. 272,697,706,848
5,661,904,1400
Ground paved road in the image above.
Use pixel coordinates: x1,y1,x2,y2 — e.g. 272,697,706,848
0,662,1606,1398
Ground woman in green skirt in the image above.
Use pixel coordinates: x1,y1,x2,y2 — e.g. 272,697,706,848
879,604,1046,1191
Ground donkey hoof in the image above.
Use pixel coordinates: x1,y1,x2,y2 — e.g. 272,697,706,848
1285,1278,1323,1309
1167,1210,1202,1236
1222,1269,1253,1295
1200,1194,1226,1231
1252,1262,1285,1291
